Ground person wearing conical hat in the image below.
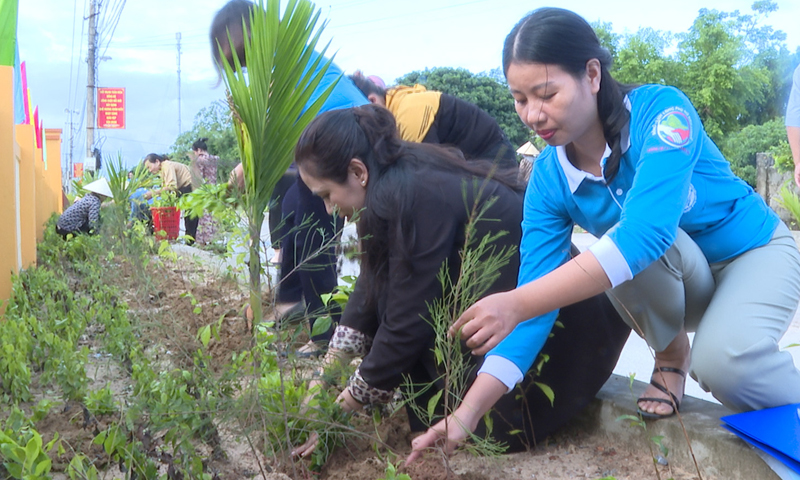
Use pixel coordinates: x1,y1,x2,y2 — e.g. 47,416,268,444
56,178,113,238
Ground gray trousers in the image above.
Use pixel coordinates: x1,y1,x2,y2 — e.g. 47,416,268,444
607,223,800,411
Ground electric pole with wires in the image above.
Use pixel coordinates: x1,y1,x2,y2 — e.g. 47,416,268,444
86,0,98,169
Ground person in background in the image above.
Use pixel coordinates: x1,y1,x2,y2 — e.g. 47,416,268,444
289,104,629,458
56,178,113,238
143,153,199,244
266,169,296,265
129,183,154,231
410,7,800,461
190,138,219,245
786,64,800,188
210,0,369,353
349,72,517,170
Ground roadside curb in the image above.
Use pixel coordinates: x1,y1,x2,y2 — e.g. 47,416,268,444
585,374,778,479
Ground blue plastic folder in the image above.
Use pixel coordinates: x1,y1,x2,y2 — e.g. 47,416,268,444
721,403,800,475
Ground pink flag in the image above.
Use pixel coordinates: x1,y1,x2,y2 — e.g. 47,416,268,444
20,60,29,124
33,106,41,148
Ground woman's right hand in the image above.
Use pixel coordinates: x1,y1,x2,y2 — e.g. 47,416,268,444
450,291,522,355
406,410,478,464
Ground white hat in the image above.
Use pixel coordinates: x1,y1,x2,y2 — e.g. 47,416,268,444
83,178,113,199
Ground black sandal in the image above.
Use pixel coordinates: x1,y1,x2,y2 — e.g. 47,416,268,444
637,366,686,419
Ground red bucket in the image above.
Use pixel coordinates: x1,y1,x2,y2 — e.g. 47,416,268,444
151,206,181,241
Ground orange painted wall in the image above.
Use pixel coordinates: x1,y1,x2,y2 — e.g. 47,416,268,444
34,143,47,242
15,123,37,268
44,129,63,215
0,66,17,312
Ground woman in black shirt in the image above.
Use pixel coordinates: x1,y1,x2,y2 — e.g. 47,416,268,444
291,104,629,458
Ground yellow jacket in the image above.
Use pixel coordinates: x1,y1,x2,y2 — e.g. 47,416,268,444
384,84,442,143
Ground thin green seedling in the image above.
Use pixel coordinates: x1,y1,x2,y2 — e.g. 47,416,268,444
616,373,675,480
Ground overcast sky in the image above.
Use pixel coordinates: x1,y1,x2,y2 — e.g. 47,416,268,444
17,0,800,174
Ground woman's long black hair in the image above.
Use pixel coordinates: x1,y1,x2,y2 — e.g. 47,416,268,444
295,104,519,307
503,7,632,181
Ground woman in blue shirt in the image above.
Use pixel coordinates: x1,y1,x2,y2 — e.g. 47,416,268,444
210,0,369,350
410,7,800,461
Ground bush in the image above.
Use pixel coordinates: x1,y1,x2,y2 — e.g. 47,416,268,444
721,118,787,186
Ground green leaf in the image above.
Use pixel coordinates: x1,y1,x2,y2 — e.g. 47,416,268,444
534,381,555,407
320,292,333,306
310,315,332,338
617,414,643,422
426,390,443,420
199,325,212,347
34,456,52,476
25,434,42,468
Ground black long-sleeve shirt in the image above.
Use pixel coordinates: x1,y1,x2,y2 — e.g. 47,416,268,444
342,164,523,392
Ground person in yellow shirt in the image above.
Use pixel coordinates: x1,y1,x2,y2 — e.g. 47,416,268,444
350,72,517,170
144,153,199,244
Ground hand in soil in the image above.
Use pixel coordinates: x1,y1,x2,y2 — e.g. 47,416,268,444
292,432,319,458
407,415,470,464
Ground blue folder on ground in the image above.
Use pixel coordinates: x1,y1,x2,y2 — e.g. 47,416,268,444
721,403,800,476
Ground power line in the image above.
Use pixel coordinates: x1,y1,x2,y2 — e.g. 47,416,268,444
99,0,126,58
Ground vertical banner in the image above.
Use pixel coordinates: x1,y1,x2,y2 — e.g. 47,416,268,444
21,60,30,124
0,0,18,67
13,45,24,123
97,87,125,129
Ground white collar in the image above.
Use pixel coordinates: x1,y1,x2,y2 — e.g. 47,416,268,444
556,96,632,194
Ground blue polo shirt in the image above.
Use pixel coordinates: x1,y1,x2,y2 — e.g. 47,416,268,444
480,84,779,389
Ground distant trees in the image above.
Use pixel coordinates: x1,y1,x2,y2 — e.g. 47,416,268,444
395,67,530,147
169,101,239,182
593,0,800,184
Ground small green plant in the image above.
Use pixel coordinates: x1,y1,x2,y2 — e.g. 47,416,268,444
776,183,800,227
0,428,59,480
85,384,118,416
151,190,179,208
616,373,675,480
770,140,793,174
378,461,412,480
404,180,516,467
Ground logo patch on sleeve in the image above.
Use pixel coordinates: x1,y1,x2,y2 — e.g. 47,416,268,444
655,107,692,148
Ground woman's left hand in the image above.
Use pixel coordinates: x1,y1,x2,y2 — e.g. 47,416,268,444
450,290,522,355
291,432,319,459
291,388,362,459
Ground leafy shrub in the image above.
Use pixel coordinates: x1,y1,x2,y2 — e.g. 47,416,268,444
721,118,787,186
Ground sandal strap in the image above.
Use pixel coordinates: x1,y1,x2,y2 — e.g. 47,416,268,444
647,380,681,408
652,366,687,378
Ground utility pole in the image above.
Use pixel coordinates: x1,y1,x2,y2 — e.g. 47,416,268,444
65,109,76,179
176,32,182,134
86,0,97,163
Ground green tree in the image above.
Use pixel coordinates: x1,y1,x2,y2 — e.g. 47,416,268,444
614,28,682,87
592,21,621,63
721,118,788,185
218,0,336,334
169,101,240,182
395,67,529,147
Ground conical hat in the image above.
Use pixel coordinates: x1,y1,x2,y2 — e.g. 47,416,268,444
83,178,113,199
